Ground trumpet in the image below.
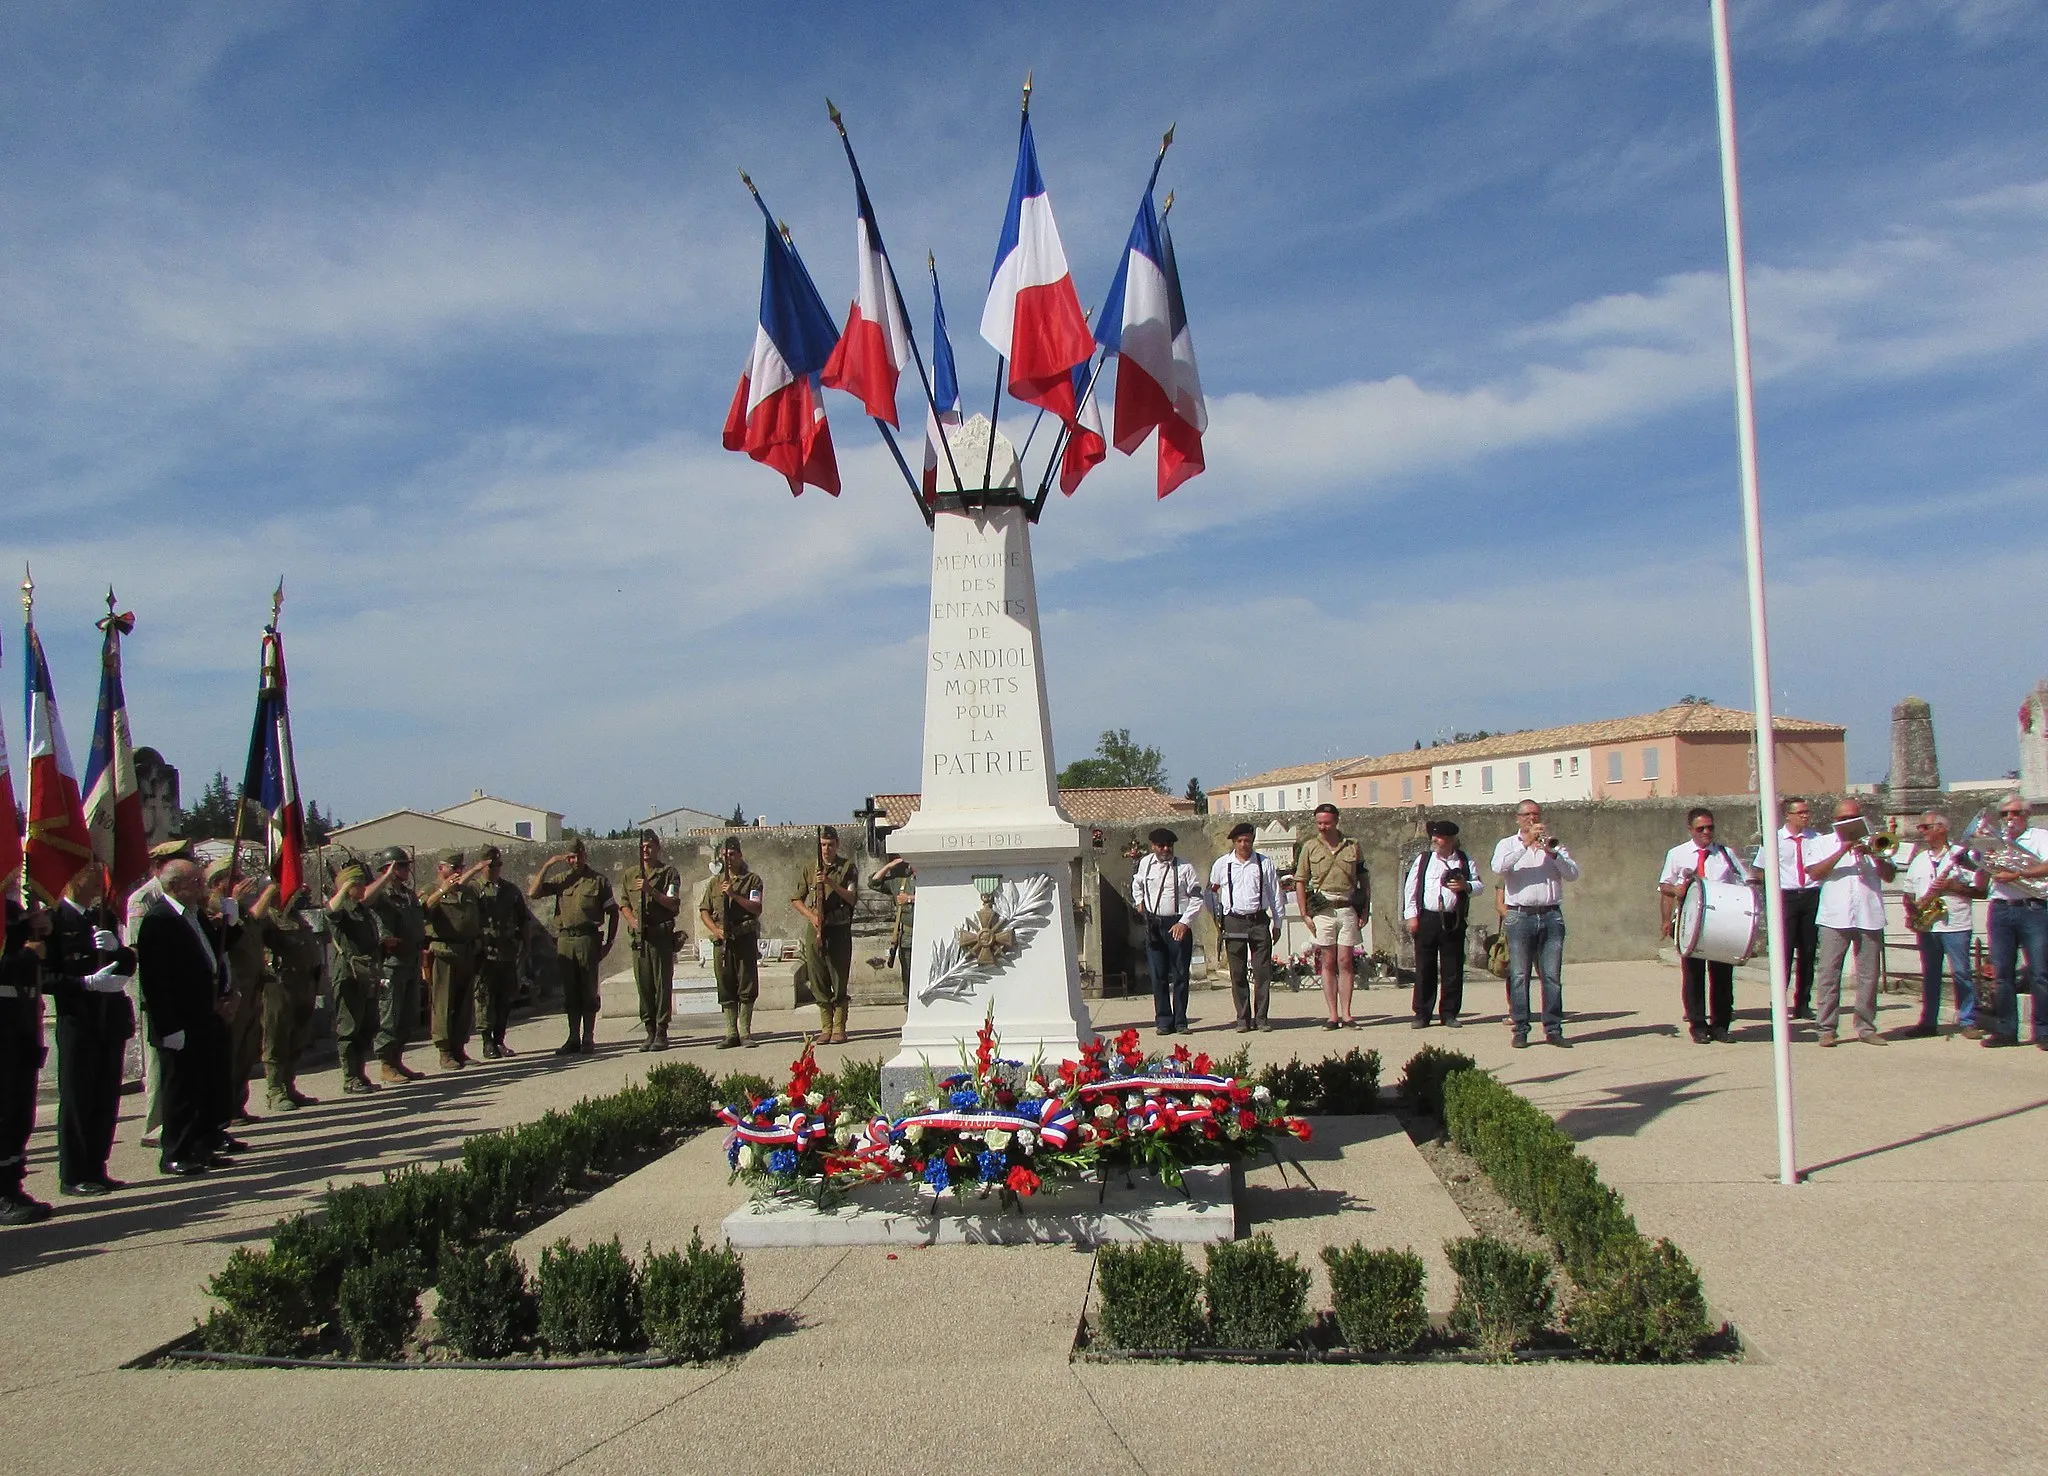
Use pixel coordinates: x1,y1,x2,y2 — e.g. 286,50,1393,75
1866,831,1901,860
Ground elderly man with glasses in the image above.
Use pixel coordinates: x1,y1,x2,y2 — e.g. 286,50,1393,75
1659,807,1759,1043
1901,811,1988,1038
1981,795,2048,1049
1806,797,1896,1046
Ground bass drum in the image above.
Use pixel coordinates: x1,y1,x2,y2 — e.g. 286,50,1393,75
1676,876,1760,965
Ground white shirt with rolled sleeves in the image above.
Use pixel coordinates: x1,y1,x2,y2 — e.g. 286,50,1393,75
1132,854,1205,927
1402,852,1486,919
1659,841,1752,890
1811,838,1886,930
1490,835,1580,908
1754,825,1827,892
1988,826,2048,903
1904,844,1974,932
1208,852,1282,922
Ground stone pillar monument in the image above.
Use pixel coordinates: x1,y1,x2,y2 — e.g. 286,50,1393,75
1887,695,1944,820
881,416,1094,1106
2020,680,2048,808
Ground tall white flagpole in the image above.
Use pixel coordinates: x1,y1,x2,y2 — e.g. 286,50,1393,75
1711,0,1799,1187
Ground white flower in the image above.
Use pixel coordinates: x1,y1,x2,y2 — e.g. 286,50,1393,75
1016,1128,1038,1151
906,1125,926,1144
1023,1079,1047,1099
1124,1093,1142,1110
835,1109,854,1127
737,1145,757,1171
984,1129,1012,1151
1253,1085,1272,1103
900,1092,922,1111
1094,1104,1116,1120
886,1143,907,1164
776,1094,793,1108
806,1091,825,1108
774,1114,792,1128
833,1126,856,1148
1193,1094,1212,1109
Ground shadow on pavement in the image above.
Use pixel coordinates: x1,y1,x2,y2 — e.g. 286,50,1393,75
1800,1096,2048,1178
1549,1074,1718,1141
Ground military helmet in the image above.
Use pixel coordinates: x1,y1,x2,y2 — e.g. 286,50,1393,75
378,846,410,868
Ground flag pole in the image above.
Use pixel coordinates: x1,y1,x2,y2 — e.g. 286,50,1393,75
826,98,967,500
1711,0,1798,1188
228,580,283,890
17,566,31,908
983,72,1033,495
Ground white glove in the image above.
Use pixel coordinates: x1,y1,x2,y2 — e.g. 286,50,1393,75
220,897,239,925
92,927,121,951
84,964,126,992
162,1029,187,1050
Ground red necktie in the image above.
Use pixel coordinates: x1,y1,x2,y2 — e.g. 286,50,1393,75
1794,834,1806,887
1696,847,1710,879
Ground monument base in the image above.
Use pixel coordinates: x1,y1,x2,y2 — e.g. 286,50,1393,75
720,1164,1234,1248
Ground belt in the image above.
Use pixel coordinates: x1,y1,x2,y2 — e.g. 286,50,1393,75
1508,904,1559,912
558,924,600,935
1993,897,2047,908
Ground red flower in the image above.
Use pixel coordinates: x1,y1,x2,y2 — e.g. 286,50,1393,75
1286,1118,1313,1142
1057,1058,1082,1085
1006,1165,1041,1197
1202,1122,1220,1140
995,1088,1017,1109
786,1041,820,1101
1170,1043,1191,1066
1237,1108,1259,1132
1114,1028,1140,1057
1191,1052,1213,1076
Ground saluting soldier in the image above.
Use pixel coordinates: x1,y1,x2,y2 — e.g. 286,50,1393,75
365,846,427,1083
529,838,618,1056
325,863,383,1094
621,831,684,1052
869,856,916,996
795,826,860,1043
261,879,324,1111
472,845,531,1059
422,850,488,1070
699,836,764,1049
208,857,273,1122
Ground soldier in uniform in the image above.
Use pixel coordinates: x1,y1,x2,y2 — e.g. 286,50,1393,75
795,826,859,1043
472,845,531,1059
620,830,683,1052
699,836,764,1049
325,863,383,1094
261,880,324,1111
1,897,53,1224
869,855,916,996
47,865,137,1195
208,857,274,1122
365,846,427,1083
421,850,487,1070
1294,803,1371,1031
529,838,617,1055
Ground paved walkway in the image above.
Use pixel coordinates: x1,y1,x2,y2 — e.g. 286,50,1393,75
2,962,2044,1474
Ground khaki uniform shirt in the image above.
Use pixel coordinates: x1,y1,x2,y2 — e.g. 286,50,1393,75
626,864,684,943
535,865,615,935
424,881,483,956
328,899,381,983
700,869,764,941
795,857,859,929
474,877,531,962
267,905,325,981
370,885,427,971
1295,833,1365,915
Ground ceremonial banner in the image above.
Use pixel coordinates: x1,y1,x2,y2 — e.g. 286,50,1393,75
821,175,913,426
920,269,963,497
980,114,1093,423
722,220,843,496
22,614,93,903
239,626,305,901
1095,191,1207,497
82,603,148,902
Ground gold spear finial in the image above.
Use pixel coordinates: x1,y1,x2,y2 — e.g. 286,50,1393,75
1162,190,1176,219
738,167,760,200
826,98,845,135
1161,123,1176,156
270,577,285,629
1021,71,1033,114
20,565,32,619
927,249,936,275
777,219,793,245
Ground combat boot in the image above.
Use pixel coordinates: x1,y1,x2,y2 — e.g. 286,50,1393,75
816,1004,833,1039
580,1013,598,1053
834,1005,851,1044
379,1061,408,1085
264,1073,300,1113
495,1035,518,1058
637,1032,656,1053
716,1009,740,1049
554,1027,580,1055
286,1080,316,1107
652,1029,670,1052
737,1002,755,1048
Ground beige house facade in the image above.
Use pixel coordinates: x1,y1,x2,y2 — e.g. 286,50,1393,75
434,790,564,843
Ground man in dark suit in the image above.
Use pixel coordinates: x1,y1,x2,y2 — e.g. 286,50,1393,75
1,898,53,1225
137,859,242,1175
45,866,137,1196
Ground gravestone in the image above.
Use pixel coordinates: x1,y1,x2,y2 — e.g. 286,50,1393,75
2021,680,2048,808
1887,695,1943,821
880,416,1094,1109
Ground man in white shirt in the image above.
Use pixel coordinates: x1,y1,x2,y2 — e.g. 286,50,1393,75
1901,810,1988,1038
1660,807,1759,1044
1981,793,2048,1049
1806,797,1895,1045
1754,797,1826,1020
1491,801,1580,1048
1132,828,1204,1036
1209,823,1282,1034
1404,819,1482,1030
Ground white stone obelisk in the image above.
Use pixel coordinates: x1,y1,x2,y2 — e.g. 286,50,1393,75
881,416,1094,1100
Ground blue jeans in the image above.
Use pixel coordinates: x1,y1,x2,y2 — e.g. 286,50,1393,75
1504,907,1565,1037
1987,901,2048,1043
1145,918,1193,1032
1916,930,1975,1029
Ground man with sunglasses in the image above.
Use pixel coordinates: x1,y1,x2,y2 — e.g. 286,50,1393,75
1659,807,1758,1043
1753,797,1826,1019
1982,794,2048,1049
1902,811,1987,1038
1806,797,1896,1046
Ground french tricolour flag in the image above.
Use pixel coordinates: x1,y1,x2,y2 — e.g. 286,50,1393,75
0,634,21,888
1059,356,1106,495
240,627,305,901
921,268,964,497
22,615,94,903
1096,191,1208,497
723,220,843,496
980,115,1094,424
821,178,913,427
82,605,148,903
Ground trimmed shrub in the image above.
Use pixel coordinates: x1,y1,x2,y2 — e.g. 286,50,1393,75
645,1060,717,1128
267,1211,350,1310
1322,1243,1428,1354
1203,1234,1311,1349
1446,1236,1553,1361
1311,1048,1381,1114
1252,1056,1319,1113
1565,1237,1712,1362
713,1071,776,1109
1208,1044,1253,1081
535,1237,643,1355
461,1124,567,1230
436,1245,538,1359
337,1251,424,1361
198,1247,320,1357
1398,1045,1475,1120
1096,1241,1205,1350
817,1056,884,1120
641,1231,747,1362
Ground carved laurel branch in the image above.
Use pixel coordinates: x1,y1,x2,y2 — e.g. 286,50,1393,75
918,873,1056,1004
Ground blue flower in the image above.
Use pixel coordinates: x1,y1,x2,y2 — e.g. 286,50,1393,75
923,1158,951,1191
976,1149,1005,1183
949,1089,979,1110
726,1139,741,1169
767,1148,799,1175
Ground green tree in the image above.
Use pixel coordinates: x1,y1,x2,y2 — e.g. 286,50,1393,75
728,804,746,827
1184,776,1206,811
179,770,239,838
1058,729,1168,792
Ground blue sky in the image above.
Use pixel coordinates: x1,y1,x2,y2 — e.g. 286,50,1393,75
4,1,2043,831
